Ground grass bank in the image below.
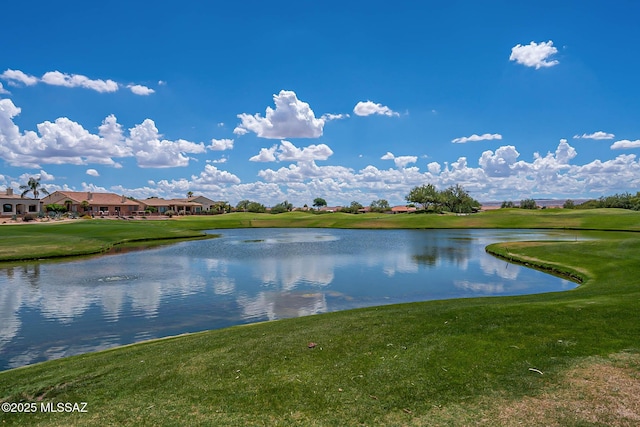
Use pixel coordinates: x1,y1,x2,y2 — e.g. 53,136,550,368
0,219,209,263
1,209,639,425
176,207,640,231
2,208,639,263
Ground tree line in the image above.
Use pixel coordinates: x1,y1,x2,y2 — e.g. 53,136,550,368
568,192,640,211
405,183,481,214
233,184,481,214
501,192,640,211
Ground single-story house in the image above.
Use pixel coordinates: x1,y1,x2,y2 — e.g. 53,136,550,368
186,196,228,213
41,191,142,216
391,205,417,214
1,188,42,217
140,197,203,214
318,206,342,213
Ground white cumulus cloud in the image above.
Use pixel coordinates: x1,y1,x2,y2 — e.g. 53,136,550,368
479,145,522,177
0,99,131,168
321,113,349,121
1,68,156,95
191,164,241,185
427,162,441,174
1,69,38,86
610,139,640,150
41,71,119,93
250,146,278,162
208,138,234,151
126,119,206,168
509,41,559,69
0,83,9,95
0,105,206,169
380,152,417,168
573,131,615,140
353,101,399,117
278,140,333,162
250,140,333,162
258,161,353,183
393,156,418,168
234,90,325,138
127,84,155,95
86,169,100,177
452,133,503,144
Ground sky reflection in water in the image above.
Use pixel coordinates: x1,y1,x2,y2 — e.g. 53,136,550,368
0,229,578,370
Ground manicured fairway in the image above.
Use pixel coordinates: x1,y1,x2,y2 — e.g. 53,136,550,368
1,208,640,263
0,219,209,262
1,209,639,425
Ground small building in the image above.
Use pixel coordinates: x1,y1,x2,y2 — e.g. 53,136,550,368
186,196,227,213
390,206,417,214
140,197,203,215
1,188,42,217
319,206,342,213
41,191,141,216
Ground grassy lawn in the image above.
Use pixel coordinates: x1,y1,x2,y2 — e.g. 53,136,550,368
3,208,639,263
0,219,209,262
0,209,639,425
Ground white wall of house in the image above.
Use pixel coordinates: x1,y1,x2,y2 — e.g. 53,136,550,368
1,188,42,217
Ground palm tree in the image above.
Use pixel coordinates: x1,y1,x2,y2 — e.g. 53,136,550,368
187,191,194,198
20,177,49,199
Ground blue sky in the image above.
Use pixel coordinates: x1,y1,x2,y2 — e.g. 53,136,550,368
2,1,640,207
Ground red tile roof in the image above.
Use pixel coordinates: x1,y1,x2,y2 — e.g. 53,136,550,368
43,191,140,206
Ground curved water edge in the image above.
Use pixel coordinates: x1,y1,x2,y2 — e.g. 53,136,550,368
485,243,586,284
0,228,587,371
0,234,217,267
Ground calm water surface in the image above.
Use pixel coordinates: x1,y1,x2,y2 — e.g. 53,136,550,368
0,228,579,370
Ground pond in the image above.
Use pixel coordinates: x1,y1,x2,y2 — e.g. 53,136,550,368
0,228,580,371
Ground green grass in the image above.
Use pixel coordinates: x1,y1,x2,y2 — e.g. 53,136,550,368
0,219,208,262
1,209,639,425
2,209,639,263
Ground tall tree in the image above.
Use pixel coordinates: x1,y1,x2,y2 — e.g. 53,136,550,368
236,200,251,212
20,177,49,199
405,184,439,211
186,191,194,198
343,201,363,213
370,199,390,212
440,184,480,213
520,199,538,209
246,202,266,213
313,197,327,209
271,200,293,214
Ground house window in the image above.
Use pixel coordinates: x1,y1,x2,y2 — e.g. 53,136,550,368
28,205,37,212
3,204,12,213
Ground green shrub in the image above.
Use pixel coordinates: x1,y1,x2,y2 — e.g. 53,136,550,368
519,198,538,209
